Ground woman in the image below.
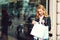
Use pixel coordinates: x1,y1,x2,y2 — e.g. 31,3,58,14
31,4,51,40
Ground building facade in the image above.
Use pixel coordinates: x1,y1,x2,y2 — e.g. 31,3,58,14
49,0,60,40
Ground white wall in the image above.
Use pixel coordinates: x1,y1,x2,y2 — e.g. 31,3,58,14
57,0,60,40
49,0,57,40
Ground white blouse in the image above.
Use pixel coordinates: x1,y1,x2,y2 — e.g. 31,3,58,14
39,15,44,24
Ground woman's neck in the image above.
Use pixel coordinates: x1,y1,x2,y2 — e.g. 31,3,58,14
39,15,44,18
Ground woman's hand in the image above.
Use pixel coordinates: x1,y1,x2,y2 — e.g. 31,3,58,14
32,20,37,25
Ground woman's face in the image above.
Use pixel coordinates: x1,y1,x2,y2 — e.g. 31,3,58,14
37,9,44,16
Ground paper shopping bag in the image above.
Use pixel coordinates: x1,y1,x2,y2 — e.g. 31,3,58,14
30,23,48,39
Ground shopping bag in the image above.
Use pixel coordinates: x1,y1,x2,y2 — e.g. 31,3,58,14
30,23,48,39
43,26,48,39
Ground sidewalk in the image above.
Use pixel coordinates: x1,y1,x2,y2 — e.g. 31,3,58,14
8,36,17,40
0,31,17,40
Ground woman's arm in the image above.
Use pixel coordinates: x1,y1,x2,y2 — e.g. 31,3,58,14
47,17,51,31
32,20,38,25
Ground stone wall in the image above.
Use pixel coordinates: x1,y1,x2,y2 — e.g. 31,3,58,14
56,0,60,40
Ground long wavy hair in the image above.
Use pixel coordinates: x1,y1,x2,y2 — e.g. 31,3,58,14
36,4,48,19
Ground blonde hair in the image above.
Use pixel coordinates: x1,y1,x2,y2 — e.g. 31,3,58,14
36,4,48,19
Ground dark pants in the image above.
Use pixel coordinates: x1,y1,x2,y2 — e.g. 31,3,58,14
1,26,8,40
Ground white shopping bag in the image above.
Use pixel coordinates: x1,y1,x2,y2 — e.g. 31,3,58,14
30,23,48,39
43,26,48,39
